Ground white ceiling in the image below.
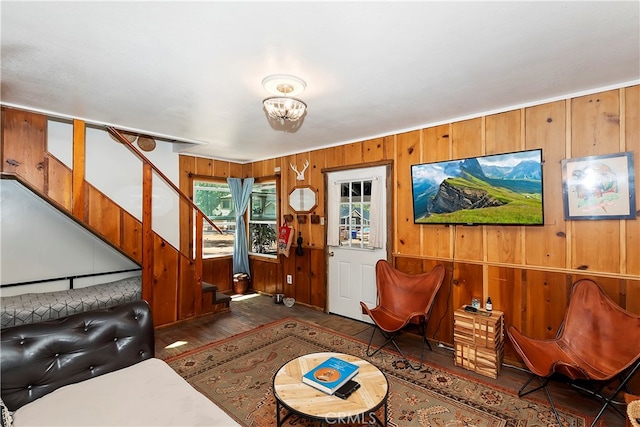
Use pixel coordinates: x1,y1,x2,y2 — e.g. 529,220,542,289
2,1,639,163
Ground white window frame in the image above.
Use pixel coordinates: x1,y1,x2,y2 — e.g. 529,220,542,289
248,180,278,258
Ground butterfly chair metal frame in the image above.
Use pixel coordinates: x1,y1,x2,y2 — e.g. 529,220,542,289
360,260,445,370
507,279,640,427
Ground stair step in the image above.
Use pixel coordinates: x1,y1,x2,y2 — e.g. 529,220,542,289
202,282,231,306
215,291,232,304
202,282,217,294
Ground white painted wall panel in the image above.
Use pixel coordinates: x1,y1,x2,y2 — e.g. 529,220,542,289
47,119,73,168
0,180,138,290
84,126,179,249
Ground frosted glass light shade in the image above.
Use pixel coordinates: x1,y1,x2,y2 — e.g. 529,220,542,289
263,96,307,122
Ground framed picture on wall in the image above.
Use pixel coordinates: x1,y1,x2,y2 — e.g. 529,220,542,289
561,152,636,220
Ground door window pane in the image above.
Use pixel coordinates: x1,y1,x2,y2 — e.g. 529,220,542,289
338,180,372,248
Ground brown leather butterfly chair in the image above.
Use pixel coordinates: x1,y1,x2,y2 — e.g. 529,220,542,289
360,260,445,370
507,279,640,427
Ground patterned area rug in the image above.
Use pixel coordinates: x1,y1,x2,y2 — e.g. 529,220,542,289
165,318,585,427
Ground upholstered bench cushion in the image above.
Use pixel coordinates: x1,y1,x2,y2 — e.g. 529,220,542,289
0,276,141,328
11,358,239,426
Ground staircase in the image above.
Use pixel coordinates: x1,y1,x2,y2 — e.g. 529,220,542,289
202,282,232,306
1,108,231,326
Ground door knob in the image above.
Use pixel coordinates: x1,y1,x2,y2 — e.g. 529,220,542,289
328,251,334,257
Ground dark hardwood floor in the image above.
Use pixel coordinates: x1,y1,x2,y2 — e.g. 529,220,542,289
155,293,626,426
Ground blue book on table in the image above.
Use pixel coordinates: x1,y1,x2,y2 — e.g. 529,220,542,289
302,356,359,395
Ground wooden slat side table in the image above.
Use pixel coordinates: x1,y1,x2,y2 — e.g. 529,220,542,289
453,307,504,379
273,352,389,426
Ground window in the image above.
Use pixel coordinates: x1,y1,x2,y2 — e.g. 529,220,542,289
339,180,372,248
248,181,277,256
193,180,235,257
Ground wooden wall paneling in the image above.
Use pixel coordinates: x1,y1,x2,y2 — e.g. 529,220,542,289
252,159,268,177
248,258,263,292
213,159,231,177
343,142,364,166
0,108,3,159
178,254,197,320
451,262,483,323
1,108,46,190
228,161,243,178
263,260,279,295
87,185,121,244
294,250,311,304
152,234,179,325
362,137,386,163
625,86,640,276
324,145,345,169
383,135,395,162
501,269,567,364
248,160,261,178
571,89,622,273
524,100,567,268
178,155,195,256
281,154,295,216
486,265,521,362
427,260,454,345
142,163,154,304
265,158,278,177
256,158,277,177
292,153,312,245
521,269,569,339
572,223,622,273
626,279,640,315
202,259,215,289
450,120,484,261
571,89,621,158
121,210,142,263
308,149,325,249
72,119,86,219
485,110,523,264
45,155,72,210
249,258,279,294
194,211,203,315
310,248,325,309
279,153,294,298
395,130,422,256
485,110,522,155
486,266,522,328
195,156,213,176
241,163,252,179
421,125,453,259
393,256,429,274
486,226,522,265
202,257,233,292
281,253,296,296
292,152,310,186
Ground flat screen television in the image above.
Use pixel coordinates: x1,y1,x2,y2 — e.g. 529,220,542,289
411,149,544,225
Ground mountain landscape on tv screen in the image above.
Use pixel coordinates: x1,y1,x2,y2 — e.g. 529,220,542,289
411,151,543,225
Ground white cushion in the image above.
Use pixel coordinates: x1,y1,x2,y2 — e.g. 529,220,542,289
12,358,239,427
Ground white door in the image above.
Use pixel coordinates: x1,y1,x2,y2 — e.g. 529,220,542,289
327,166,388,323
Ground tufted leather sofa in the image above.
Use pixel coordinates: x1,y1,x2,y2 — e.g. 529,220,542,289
0,300,239,426
1,300,153,411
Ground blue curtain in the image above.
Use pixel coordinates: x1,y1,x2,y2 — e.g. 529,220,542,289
228,177,254,277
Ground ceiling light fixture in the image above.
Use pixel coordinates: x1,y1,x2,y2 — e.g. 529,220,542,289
262,74,307,122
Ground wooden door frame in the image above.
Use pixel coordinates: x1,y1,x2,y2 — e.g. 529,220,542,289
321,160,394,312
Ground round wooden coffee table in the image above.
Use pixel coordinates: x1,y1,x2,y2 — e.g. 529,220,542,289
273,352,388,426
